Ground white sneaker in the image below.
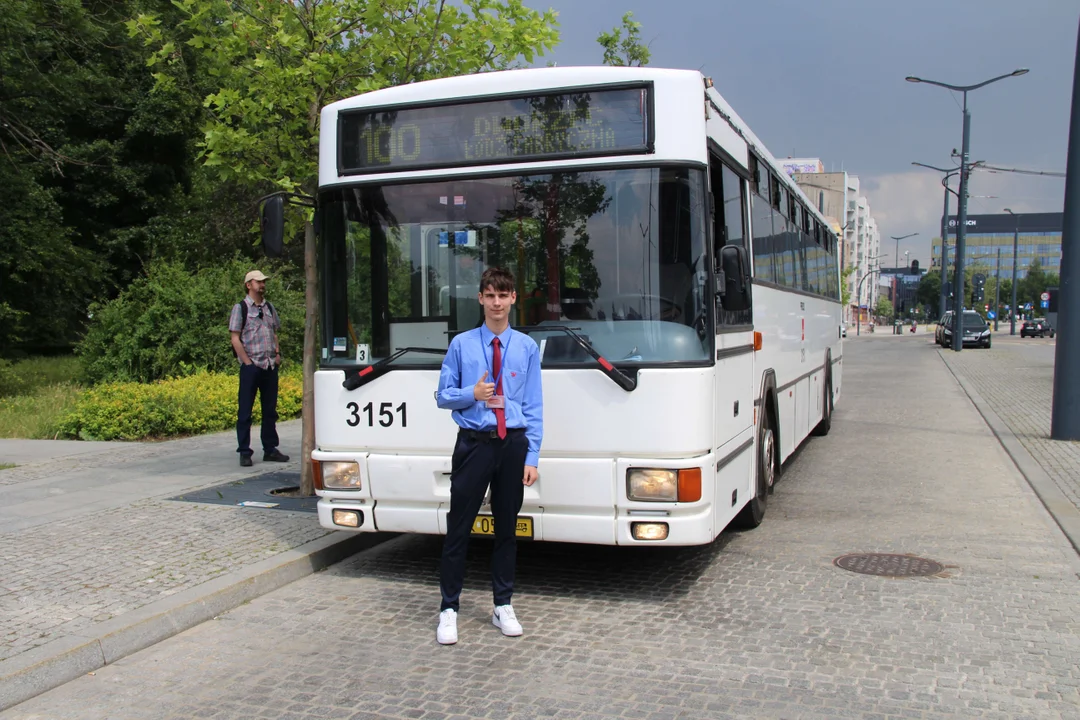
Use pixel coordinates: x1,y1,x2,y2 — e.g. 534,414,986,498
492,604,523,637
436,609,458,645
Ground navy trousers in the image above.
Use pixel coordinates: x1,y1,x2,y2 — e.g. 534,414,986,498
236,364,280,457
440,429,527,612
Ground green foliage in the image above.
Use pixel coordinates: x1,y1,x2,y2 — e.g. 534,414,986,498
0,0,204,352
0,356,80,398
840,265,855,308
56,368,302,441
875,296,893,321
597,12,650,67
916,270,942,317
78,259,304,384
0,384,83,439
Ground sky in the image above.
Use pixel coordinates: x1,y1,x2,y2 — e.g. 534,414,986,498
526,0,1078,267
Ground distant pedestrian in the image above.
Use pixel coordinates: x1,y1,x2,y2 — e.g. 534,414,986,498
229,270,289,467
433,267,543,645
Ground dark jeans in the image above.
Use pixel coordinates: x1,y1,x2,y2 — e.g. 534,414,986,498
440,429,527,612
236,363,279,457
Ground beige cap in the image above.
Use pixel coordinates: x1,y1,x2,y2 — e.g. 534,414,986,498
245,270,269,283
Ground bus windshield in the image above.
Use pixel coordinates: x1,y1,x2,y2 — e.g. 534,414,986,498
319,167,711,367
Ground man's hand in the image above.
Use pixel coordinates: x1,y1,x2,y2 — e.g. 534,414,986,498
473,371,495,401
523,465,538,486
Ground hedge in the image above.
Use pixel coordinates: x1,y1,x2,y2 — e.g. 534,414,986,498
56,368,302,441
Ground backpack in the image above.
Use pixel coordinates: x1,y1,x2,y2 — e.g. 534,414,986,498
231,300,276,356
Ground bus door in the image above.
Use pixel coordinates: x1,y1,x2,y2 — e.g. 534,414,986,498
708,153,755,512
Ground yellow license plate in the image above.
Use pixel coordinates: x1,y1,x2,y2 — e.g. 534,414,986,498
471,515,533,538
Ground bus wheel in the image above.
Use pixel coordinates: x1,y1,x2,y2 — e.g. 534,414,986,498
736,411,773,529
812,374,832,436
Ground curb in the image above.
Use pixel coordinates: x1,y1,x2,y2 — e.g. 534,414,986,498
0,530,391,711
941,355,1080,556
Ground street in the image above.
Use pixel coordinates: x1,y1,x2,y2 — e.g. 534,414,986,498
4,337,1080,720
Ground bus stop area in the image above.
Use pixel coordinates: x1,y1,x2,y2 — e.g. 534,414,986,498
2,337,1080,718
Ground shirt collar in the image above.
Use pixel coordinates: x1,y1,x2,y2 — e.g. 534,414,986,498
480,324,513,346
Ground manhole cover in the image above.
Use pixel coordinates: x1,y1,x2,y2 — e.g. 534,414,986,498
833,553,944,577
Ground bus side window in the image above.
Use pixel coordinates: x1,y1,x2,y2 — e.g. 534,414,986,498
709,152,752,327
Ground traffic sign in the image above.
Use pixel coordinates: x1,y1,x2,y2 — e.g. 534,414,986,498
987,311,996,319
1041,292,1050,302
1041,300,1049,309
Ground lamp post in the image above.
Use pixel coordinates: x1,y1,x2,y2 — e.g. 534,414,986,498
891,232,918,271
1005,208,1021,334
855,264,879,336
907,68,1029,351
994,246,1002,331
913,162,961,319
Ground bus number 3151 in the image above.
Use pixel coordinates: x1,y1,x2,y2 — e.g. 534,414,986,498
347,401,407,427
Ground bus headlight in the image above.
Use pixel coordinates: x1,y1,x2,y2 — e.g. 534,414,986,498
627,469,677,502
322,461,362,490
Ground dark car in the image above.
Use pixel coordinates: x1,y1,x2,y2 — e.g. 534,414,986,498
935,311,953,345
1020,318,1055,338
940,311,991,348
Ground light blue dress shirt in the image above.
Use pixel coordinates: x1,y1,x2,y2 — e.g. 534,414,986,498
436,325,544,467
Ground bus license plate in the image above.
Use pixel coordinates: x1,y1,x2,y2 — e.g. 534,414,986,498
471,515,533,539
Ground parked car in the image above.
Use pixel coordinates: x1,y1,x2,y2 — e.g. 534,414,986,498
935,311,953,345
939,310,991,348
1020,318,1055,338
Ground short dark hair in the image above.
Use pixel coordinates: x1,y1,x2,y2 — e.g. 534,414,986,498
479,267,515,294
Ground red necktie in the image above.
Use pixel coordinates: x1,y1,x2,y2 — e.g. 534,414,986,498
492,337,506,439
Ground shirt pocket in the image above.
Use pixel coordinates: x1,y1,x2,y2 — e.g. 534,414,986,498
502,367,527,402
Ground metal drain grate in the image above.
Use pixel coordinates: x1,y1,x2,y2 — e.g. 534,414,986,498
833,553,944,577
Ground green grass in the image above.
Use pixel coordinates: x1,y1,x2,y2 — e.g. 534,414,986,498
0,384,84,439
0,464,15,471
0,357,82,439
0,356,80,397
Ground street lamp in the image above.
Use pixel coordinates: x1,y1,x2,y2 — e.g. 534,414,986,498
1005,208,1021,335
907,68,1029,352
890,232,918,270
913,161,961,319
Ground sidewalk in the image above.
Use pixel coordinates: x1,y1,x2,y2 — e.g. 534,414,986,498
0,421,386,710
937,335,1080,553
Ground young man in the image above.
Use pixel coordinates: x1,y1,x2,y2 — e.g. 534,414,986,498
434,267,543,645
229,270,290,467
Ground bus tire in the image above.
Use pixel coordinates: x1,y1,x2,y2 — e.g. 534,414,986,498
736,408,773,529
812,372,832,436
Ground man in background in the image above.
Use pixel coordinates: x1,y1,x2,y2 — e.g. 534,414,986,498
229,270,290,467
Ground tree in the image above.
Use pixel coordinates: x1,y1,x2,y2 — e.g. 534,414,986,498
875,296,893,323
840,265,854,308
131,0,559,495
0,0,203,353
597,11,650,67
916,270,941,318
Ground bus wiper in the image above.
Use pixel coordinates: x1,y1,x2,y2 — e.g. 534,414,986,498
515,325,638,392
342,347,447,391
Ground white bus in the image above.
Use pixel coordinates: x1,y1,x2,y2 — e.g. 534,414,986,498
282,66,842,546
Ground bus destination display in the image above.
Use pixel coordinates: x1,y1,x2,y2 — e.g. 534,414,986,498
339,86,650,173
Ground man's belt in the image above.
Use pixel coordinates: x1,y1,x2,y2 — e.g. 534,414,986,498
458,427,526,441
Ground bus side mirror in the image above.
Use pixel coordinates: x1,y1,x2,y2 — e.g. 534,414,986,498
717,245,751,312
260,195,285,258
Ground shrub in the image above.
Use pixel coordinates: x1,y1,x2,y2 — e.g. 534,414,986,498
56,368,302,441
78,258,304,384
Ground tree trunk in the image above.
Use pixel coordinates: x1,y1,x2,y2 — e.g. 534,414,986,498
300,218,317,496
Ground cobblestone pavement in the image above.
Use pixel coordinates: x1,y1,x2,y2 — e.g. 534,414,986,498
5,338,1080,719
938,335,1080,510
0,421,331,664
